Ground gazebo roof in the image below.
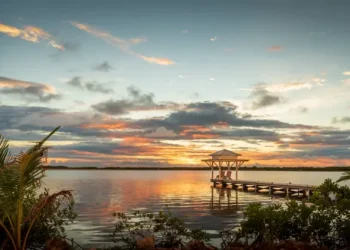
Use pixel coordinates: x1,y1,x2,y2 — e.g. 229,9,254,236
209,149,241,157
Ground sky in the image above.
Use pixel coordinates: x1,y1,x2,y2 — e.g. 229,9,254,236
0,0,350,167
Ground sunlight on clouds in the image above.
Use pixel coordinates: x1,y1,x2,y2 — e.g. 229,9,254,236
0,23,64,50
0,76,57,94
342,71,350,76
265,82,313,92
341,79,350,85
140,55,175,65
70,21,174,65
129,36,147,44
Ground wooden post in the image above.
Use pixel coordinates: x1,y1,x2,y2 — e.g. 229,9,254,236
211,162,213,179
269,186,272,195
235,161,238,180
286,187,289,197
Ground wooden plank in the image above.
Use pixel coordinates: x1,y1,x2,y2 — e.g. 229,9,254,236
210,179,316,190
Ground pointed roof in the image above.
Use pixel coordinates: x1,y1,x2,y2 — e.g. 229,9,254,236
209,149,241,157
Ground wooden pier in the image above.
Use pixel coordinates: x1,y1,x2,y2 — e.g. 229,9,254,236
202,150,316,199
211,179,316,198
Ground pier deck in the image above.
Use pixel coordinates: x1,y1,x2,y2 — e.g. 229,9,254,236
211,179,316,198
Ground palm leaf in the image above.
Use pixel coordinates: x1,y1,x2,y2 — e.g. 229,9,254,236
0,126,61,249
23,190,74,249
0,134,11,168
336,171,350,183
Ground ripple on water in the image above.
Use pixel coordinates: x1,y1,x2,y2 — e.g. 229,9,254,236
43,170,342,247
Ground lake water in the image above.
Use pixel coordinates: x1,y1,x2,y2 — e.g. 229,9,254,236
43,170,347,248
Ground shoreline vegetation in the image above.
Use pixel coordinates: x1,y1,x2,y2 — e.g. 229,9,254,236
44,165,350,172
1,127,350,250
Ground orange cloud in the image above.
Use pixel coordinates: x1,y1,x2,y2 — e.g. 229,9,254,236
81,121,131,130
267,45,283,52
139,55,175,65
0,76,57,94
70,21,174,65
122,136,152,145
129,37,147,44
0,23,64,50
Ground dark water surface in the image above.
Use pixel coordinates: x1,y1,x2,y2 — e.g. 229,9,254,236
43,170,346,247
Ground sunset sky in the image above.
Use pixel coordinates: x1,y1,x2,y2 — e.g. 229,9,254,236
1,0,350,167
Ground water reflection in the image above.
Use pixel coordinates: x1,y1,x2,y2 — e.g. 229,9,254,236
42,170,345,247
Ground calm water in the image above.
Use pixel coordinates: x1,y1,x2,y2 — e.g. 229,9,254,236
43,170,347,247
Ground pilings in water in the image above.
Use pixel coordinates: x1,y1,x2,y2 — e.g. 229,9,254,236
211,179,315,199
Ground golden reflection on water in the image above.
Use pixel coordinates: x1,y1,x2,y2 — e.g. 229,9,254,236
42,170,345,247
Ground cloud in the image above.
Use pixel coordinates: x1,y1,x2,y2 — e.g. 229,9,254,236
210,36,217,41
298,106,308,113
342,71,350,76
332,116,350,124
312,78,326,85
251,84,282,109
128,37,147,44
264,82,313,92
341,79,350,85
93,61,114,72
6,102,347,167
66,76,114,94
178,75,185,79
136,101,314,133
67,76,83,89
85,82,114,94
50,42,80,59
0,76,60,102
139,55,174,65
70,21,174,65
267,46,283,52
209,78,215,81
0,23,64,50
92,86,178,115
182,29,188,34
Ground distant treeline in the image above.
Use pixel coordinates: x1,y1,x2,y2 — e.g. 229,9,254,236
44,165,350,171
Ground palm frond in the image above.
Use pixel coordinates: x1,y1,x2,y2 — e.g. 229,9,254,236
23,190,74,249
26,126,60,154
25,190,74,223
336,171,350,183
0,134,12,168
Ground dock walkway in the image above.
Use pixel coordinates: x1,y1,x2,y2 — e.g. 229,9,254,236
211,179,316,198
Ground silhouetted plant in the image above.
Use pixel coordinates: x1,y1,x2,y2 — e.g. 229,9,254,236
221,179,350,250
112,210,209,249
337,171,350,183
0,127,76,250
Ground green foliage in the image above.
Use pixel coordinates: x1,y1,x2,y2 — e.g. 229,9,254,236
112,210,209,249
336,171,350,183
0,127,76,250
222,179,350,250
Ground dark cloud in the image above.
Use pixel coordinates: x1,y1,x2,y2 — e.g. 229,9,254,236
137,101,312,133
292,147,350,160
332,116,350,124
0,76,61,103
291,130,350,146
0,105,58,130
251,84,282,109
299,106,308,113
67,76,83,89
50,42,81,60
92,86,163,115
66,77,114,94
93,61,114,72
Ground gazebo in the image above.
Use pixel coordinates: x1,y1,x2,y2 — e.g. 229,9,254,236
202,149,249,180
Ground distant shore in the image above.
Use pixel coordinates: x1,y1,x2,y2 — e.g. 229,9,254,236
44,166,350,172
